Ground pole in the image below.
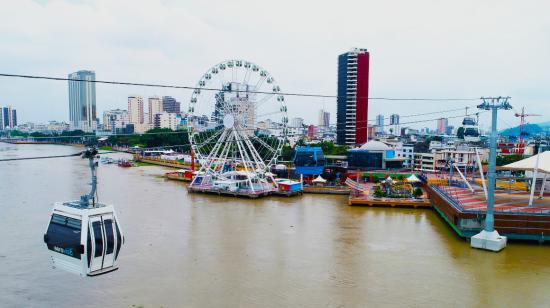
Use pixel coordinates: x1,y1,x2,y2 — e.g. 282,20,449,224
528,152,540,207
475,148,488,200
540,173,547,199
485,106,498,232
449,158,453,186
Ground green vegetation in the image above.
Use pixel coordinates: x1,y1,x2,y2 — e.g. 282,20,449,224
456,127,465,139
413,187,423,198
107,128,190,149
496,154,523,166
279,140,349,162
317,141,350,155
373,186,386,198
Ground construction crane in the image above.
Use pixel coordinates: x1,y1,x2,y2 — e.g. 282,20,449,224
514,107,541,153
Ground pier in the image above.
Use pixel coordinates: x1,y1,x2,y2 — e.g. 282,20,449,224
427,184,550,241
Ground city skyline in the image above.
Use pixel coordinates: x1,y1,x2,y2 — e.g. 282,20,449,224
1,1,549,131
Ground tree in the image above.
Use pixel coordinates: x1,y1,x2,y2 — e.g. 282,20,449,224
280,144,294,161
413,187,423,198
457,127,465,139
496,154,523,166
373,186,385,198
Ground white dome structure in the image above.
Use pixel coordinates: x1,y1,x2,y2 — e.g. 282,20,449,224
358,140,390,151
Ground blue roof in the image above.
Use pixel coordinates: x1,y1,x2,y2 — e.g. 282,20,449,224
295,146,322,152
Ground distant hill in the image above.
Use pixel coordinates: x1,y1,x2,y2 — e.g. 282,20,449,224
500,123,544,137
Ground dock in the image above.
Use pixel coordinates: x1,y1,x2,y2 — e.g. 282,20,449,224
427,184,550,241
348,197,431,208
302,185,350,195
187,186,273,198
134,155,193,169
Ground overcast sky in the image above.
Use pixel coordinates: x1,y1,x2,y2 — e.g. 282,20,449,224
1,0,549,131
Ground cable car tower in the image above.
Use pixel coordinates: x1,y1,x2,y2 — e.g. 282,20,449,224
43,147,124,276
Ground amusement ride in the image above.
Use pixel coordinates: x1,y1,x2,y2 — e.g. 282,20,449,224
186,60,288,196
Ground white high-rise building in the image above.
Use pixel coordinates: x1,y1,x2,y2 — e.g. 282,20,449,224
68,70,96,131
148,96,163,125
103,109,129,131
129,95,150,133
128,96,144,125
155,112,178,130
290,117,304,128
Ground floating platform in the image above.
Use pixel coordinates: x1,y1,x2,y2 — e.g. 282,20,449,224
303,186,350,195
427,184,550,242
134,155,193,169
187,185,274,198
349,196,431,208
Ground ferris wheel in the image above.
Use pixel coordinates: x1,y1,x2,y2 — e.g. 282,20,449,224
187,60,288,194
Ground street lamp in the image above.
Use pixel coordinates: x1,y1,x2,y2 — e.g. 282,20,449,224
470,96,512,251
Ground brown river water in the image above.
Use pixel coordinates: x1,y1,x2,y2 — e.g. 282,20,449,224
1,143,550,308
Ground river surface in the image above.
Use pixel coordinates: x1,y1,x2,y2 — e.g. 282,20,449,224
1,143,550,308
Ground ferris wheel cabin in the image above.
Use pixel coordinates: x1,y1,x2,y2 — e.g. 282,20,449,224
44,201,124,276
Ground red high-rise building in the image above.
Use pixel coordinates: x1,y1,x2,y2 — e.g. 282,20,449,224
336,48,370,146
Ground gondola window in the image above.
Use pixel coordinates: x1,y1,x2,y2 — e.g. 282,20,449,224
45,214,82,259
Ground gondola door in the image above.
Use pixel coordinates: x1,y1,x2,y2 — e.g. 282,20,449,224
88,214,116,273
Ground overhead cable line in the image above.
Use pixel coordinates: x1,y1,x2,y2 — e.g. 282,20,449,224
0,73,480,101
0,151,116,162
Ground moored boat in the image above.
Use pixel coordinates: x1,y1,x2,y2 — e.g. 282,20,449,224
165,169,194,182
117,159,135,168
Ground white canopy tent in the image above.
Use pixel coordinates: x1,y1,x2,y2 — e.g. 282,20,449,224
406,174,421,183
503,151,550,206
313,175,327,183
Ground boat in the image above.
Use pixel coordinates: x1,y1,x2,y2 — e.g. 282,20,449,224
100,157,115,164
117,159,134,168
165,169,194,182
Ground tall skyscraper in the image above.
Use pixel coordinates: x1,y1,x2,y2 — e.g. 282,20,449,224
375,114,384,133
336,48,370,145
68,70,96,131
128,96,144,125
318,109,330,127
437,118,448,134
390,114,400,135
162,96,181,114
1,106,17,129
148,96,163,124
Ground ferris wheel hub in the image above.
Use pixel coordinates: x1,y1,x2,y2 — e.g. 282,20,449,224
223,114,235,129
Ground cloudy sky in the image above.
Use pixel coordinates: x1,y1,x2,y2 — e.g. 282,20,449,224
1,0,549,131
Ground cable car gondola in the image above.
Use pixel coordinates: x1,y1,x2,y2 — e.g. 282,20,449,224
43,147,124,276
462,115,481,142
